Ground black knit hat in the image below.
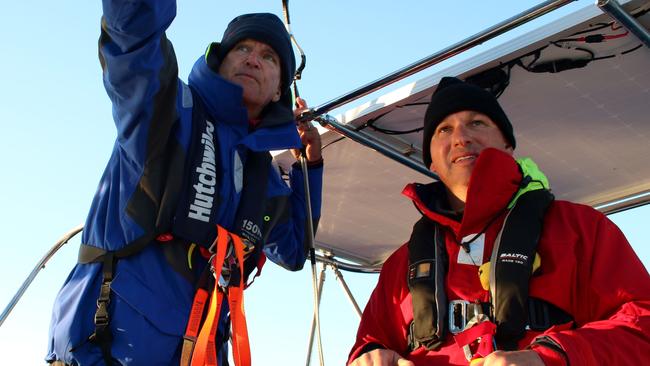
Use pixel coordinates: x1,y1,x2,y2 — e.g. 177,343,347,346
206,13,296,94
422,76,516,168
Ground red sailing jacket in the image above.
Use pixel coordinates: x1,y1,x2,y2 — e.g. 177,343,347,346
348,149,650,366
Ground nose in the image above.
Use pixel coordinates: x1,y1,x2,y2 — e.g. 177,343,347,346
451,124,472,147
244,50,261,68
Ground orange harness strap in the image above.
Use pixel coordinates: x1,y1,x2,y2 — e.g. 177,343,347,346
227,232,251,366
180,225,251,366
180,288,210,366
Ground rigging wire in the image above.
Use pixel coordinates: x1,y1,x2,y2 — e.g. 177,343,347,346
281,0,307,101
279,2,325,366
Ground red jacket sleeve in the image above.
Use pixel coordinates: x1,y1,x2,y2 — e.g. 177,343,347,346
347,245,412,364
539,211,650,365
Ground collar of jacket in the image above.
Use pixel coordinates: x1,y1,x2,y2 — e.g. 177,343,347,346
403,148,522,240
188,56,301,152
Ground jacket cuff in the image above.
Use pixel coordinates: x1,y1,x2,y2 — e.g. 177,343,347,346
529,336,568,366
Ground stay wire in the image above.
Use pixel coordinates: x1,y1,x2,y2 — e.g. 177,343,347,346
281,0,307,101
279,2,324,366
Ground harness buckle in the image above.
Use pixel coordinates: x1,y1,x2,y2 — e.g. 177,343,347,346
94,301,110,326
449,300,487,334
94,280,112,326
241,238,255,257
208,253,231,290
453,314,496,362
207,228,256,290
208,235,238,289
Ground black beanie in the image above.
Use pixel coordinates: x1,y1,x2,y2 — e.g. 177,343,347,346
207,13,296,94
422,76,516,169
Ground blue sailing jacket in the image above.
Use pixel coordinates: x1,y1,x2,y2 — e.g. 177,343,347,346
47,1,322,364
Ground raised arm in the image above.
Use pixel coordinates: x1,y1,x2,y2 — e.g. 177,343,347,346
100,0,181,164
83,0,190,248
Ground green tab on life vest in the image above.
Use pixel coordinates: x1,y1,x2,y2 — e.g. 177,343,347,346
508,157,550,209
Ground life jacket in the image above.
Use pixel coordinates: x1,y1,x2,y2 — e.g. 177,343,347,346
75,95,287,365
407,166,573,354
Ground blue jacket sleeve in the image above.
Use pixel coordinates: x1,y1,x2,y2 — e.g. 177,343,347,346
84,0,192,249
99,0,180,165
263,162,324,271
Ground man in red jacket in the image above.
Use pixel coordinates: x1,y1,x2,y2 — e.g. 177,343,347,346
348,77,650,366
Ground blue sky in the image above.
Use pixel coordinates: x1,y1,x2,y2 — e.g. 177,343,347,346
1,1,648,365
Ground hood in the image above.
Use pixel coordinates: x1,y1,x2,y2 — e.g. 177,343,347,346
188,55,301,152
403,148,525,239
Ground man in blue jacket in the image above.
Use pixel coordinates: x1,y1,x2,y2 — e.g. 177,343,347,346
47,1,323,365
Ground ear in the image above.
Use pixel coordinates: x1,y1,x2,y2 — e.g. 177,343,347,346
429,162,437,173
271,88,281,103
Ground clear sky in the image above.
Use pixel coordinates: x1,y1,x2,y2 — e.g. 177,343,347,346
0,1,648,365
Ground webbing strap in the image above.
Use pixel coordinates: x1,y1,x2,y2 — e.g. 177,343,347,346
453,320,496,360
181,225,251,366
180,288,209,366
227,232,251,366
203,286,224,366
190,226,228,366
96,253,115,364
407,219,448,350
489,189,554,350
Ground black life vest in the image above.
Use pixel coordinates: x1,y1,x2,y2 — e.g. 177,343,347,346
407,188,572,351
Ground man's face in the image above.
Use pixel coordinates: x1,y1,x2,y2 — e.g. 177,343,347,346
429,110,513,199
218,39,282,118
